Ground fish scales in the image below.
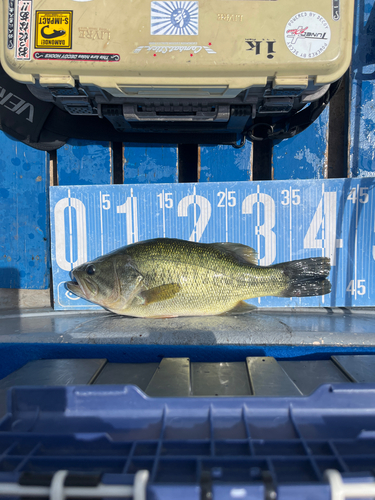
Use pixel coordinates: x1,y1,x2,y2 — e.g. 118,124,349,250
125,239,287,316
66,238,331,318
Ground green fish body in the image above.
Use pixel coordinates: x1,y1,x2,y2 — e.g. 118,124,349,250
67,238,331,318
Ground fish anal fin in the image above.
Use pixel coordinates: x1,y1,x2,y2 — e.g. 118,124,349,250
210,243,258,265
139,283,181,305
220,300,257,316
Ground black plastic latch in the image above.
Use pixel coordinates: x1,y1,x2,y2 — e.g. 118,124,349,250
19,471,102,487
200,470,213,500
262,470,277,500
101,104,123,117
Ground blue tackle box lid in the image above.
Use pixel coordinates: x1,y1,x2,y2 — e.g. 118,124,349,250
0,384,374,499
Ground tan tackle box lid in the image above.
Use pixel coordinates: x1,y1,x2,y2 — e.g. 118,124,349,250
1,0,354,97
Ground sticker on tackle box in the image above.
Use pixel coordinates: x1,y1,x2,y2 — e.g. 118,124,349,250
285,12,331,59
7,0,15,49
50,178,375,310
16,0,32,60
35,10,72,49
151,1,199,35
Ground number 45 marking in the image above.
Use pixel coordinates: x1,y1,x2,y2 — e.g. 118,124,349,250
346,280,366,296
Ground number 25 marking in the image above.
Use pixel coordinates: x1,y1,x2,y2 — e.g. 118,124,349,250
217,190,236,207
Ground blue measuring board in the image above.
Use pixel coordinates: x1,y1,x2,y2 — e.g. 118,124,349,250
50,178,375,310
57,139,112,185
199,143,252,182
349,0,375,177
272,108,329,180
123,144,178,184
0,132,49,289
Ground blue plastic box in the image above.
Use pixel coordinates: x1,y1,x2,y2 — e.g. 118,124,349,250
0,384,374,499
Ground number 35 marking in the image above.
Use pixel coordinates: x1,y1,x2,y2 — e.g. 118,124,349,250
281,189,301,206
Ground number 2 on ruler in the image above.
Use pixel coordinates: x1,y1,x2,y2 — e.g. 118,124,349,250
178,188,211,242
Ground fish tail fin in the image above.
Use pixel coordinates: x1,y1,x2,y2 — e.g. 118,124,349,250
274,257,331,298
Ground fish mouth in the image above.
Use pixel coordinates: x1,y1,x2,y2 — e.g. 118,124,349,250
66,274,98,299
66,279,85,298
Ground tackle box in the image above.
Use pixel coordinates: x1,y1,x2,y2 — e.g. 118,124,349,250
0,0,375,496
0,383,375,499
0,0,355,147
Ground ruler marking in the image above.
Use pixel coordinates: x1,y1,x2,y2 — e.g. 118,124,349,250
257,184,260,305
162,189,166,238
99,191,104,256
354,183,359,301
225,187,228,242
68,189,73,270
289,186,292,262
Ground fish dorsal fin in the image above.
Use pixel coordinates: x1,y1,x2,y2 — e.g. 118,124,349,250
139,283,181,305
220,300,257,316
210,243,258,265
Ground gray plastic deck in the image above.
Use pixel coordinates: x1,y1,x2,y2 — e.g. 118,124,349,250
0,358,107,416
94,362,158,389
146,358,191,397
0,356,373,405
279,360,351,395
247,357,302,396
191,362,251,396
332,355,375,383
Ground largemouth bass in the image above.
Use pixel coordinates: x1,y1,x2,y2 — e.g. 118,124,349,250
66,238,331,318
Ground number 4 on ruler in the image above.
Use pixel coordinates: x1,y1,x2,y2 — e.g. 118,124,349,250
303,191,343,266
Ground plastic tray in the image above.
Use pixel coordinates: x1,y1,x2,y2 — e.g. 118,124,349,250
0,384,375,499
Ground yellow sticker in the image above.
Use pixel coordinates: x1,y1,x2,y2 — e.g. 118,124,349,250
35,11,72,49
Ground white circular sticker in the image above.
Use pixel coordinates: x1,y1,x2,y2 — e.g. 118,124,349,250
285,12,331,59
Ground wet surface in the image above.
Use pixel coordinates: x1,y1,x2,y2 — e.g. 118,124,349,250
0,307,374,345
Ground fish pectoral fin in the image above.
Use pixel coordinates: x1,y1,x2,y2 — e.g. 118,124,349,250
138,283,181,305
220,300,257,316
209,243,258,265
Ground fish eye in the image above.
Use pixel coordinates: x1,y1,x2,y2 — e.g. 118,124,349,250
86,265,96,276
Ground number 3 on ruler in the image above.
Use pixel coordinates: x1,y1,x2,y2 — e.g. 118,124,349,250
242,191,276,266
